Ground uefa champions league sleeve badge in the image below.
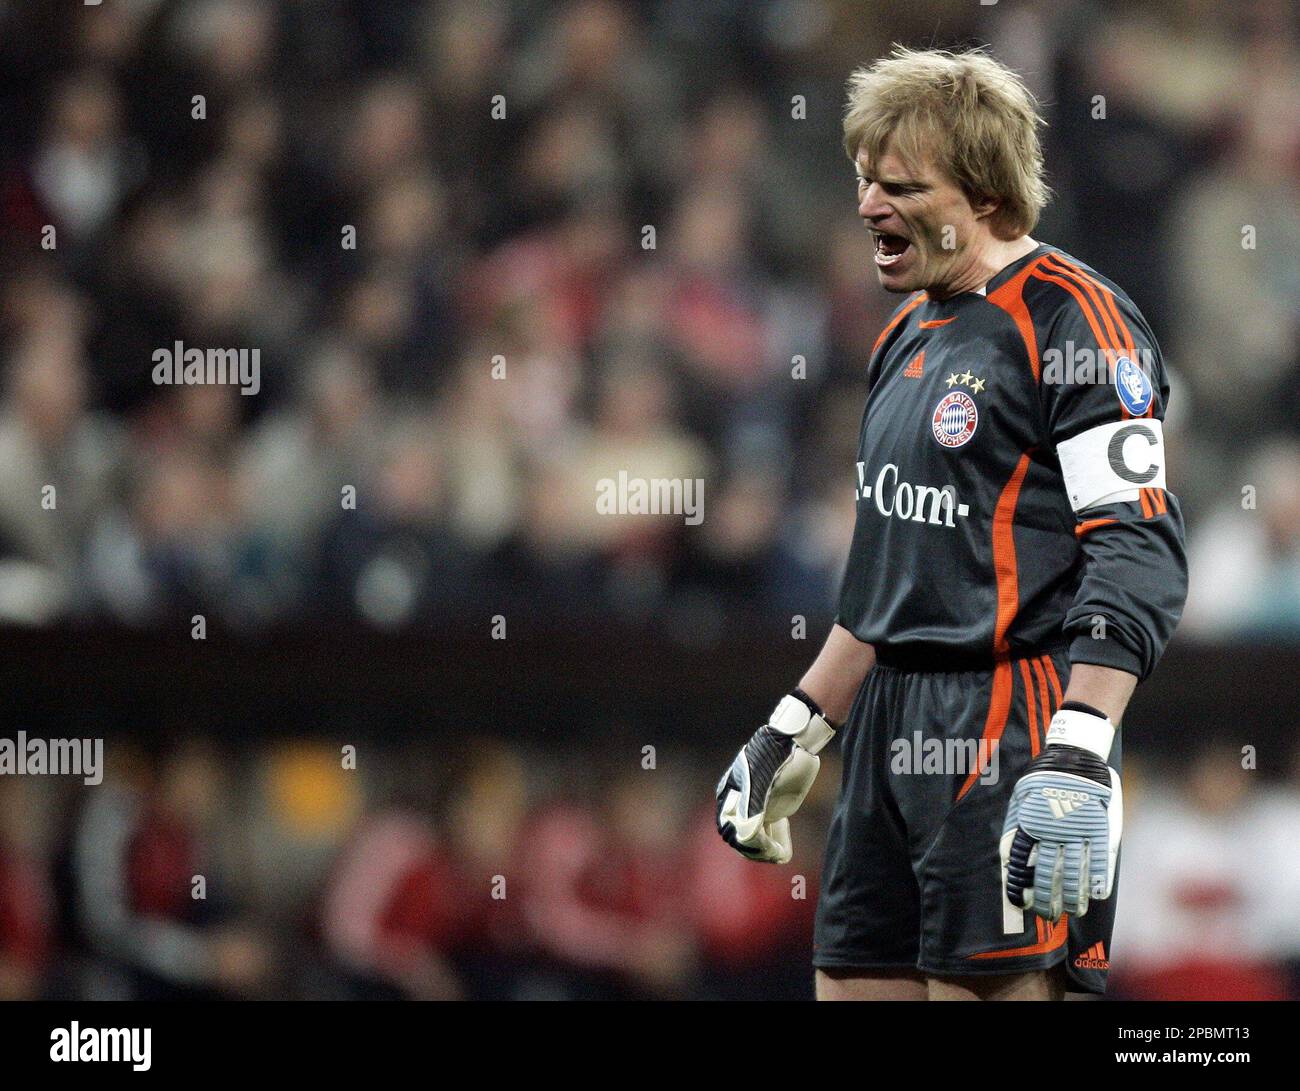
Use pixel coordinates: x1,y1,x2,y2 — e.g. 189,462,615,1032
1113,355,1153,416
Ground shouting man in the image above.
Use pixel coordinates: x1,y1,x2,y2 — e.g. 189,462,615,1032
716,47,1187,1001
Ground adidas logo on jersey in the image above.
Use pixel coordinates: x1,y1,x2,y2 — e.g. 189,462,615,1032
903,351,925,378
1074,942,1109,970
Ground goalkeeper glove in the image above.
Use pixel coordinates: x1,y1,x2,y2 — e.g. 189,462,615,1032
1001,701,1122,922
715,690,835,865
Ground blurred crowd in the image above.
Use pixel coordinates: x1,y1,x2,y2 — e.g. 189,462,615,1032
1,733,1296,1001
0,0,1297,1004
0,0,1295,634
0,737,820,1000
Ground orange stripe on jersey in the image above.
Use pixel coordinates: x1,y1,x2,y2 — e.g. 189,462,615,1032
992,452,1034,653
1029,258,1149,425
1031,656,1053,732
956,453,1031,801
1029,266,1122,381
1042,656,1065,707
1019,658,1041,758
968,916,1069,960
1046,255,1138,361
918,317,957,329
1075,517,1118,538
987,258,1048,382
1043,255,1154,419
956,659,1013,802
1138,488,1153,518
871,291,927,355
1041,256,1128,367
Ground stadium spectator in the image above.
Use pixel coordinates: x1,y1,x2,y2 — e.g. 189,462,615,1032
1110,745,1299,1000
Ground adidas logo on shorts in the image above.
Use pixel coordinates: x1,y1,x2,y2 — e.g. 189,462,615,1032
1074,942,1109,970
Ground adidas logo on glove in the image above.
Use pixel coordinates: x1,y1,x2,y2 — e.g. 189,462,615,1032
1040,784,1092,818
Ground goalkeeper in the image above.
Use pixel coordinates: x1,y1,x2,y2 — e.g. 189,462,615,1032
716,47,1187,1000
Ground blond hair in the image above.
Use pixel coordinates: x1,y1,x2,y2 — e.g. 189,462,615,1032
843,46,1049,236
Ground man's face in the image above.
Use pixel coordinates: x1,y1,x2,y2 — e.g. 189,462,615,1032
855,143,990,296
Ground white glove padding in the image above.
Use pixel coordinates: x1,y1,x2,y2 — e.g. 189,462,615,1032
716,692,835,864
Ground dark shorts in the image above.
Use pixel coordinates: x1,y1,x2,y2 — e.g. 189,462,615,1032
812,649,1119,995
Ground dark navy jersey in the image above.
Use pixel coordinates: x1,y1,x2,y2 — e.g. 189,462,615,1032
836,243,1187,680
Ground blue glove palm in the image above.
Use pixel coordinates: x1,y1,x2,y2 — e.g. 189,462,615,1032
1001,705,1122,922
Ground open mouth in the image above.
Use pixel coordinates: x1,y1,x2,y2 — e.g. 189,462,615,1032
872,230,912,268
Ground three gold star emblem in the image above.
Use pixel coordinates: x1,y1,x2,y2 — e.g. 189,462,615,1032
945,371,985,393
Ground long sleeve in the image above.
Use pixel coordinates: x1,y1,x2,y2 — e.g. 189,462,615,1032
1035,264,1188,681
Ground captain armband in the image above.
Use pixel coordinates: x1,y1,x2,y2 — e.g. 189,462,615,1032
1056,418,1166,513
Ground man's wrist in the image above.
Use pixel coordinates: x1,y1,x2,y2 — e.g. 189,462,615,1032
1045,701,1114,761
791,687,825,720
769,692,836,754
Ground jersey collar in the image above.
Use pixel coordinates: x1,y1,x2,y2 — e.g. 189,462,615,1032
983,241,1051,295
927,241,1050,305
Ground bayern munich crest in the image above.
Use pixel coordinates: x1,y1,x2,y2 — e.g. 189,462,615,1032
931,391,979,448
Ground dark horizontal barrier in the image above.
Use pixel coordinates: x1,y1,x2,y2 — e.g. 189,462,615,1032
0,621,1293,766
